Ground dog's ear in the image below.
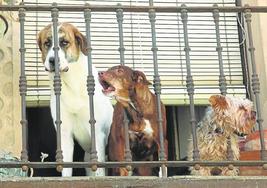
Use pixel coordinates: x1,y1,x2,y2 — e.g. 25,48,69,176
209,95,228,110
37,24,52,52
132,70,151,85
37,33,42,51
75,31,88,55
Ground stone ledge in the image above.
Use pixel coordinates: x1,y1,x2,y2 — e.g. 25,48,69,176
1,176,267,188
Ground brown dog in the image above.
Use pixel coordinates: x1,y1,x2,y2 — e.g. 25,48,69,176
98,65,168,176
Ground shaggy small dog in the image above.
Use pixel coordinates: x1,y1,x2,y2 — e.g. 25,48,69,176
188,95,256,176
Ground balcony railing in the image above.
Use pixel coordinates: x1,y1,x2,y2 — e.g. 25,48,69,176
0,1,267,178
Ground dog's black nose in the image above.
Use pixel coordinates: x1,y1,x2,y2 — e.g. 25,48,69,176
49,57,55,71
98,71,104,76
49,57,55,65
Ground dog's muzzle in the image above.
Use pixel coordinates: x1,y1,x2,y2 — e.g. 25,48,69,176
45,57,69,72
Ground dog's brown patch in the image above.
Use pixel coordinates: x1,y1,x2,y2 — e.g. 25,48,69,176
209,95,228,110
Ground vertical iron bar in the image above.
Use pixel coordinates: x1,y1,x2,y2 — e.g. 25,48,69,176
18,6,28,172
244,6,267,160
180,4,200,163
84,6,98,171
213,4,234,169
116,3,133,175
213,4,227,96
51,3,63,172
123,110,132,174
116,3,125,66
148,0,167,178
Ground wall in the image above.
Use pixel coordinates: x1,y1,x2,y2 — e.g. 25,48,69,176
242,0,267,129
0,12,21,157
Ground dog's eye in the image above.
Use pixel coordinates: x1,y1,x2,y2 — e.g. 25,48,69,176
44,41,51,48
60,40,69,47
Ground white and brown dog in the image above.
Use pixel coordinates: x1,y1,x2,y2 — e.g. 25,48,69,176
37,23,113,176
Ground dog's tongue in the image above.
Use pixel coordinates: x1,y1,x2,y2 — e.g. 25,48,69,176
99,79,115,95
103,86,115,93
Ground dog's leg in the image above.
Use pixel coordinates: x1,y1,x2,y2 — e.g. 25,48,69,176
51,108,74,176
83,152,91,175
50,99,74,176
85,131,106,176
61,130,74,177
56,110,75,177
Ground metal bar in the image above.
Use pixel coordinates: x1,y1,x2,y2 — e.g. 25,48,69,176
18,6,28,172
1,5,267,13
244,6,267,161
123,110,133,174
116,3,125,66
116,3,133,175
84,6,98,171
148,0,167,178
213,4,227,96
180,5,199,160
0,160,267,169
180,5,200,163
213,4,234,171
51,3,63,173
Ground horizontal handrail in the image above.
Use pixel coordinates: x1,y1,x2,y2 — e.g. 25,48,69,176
0,161,267,168
0,4,267,13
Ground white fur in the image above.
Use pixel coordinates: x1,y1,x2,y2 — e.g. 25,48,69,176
143,119,153,137
46,28,113,176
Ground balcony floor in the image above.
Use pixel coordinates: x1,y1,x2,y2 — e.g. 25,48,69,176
1,176,267,188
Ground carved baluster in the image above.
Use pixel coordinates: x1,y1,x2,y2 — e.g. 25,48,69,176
180,4,200,167
84,6,98,172
149,0,167,178
51,3,63,172
19,6,28,172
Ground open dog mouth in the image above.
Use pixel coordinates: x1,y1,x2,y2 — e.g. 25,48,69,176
99,79,115,95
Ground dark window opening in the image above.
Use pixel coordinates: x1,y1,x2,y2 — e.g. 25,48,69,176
27,105,207,176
